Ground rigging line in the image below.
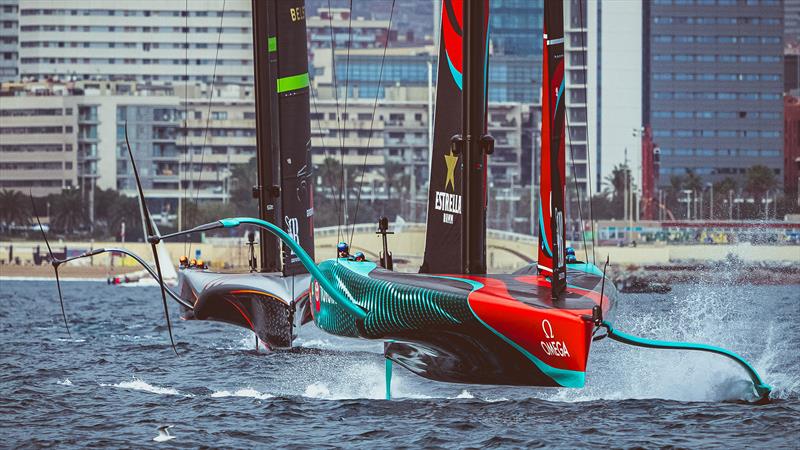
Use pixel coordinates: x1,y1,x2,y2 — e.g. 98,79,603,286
564,109,590,264
327,0,345,245
348,0,396,247
182,0,189,256
577,0,596,264
340,0,355,236
310,88,336,238
189,0,226,258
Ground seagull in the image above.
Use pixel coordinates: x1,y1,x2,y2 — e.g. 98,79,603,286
153,425,175,442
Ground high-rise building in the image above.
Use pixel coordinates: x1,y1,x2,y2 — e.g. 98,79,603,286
644,0,784,187
564,0,591,197
16,0,253,85
488,0,543,103
589,0,645,196
0,0,18,82
785,95,800,204
786,0,800,45
309,92,531,227
307,7,397,51
0,94,78,196
0,81,255,221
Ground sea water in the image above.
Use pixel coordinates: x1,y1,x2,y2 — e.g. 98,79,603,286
0,280,798,448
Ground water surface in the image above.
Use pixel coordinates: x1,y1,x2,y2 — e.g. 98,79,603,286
1,280,798,448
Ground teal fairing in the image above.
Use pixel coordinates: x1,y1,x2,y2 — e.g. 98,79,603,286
311,260,476,338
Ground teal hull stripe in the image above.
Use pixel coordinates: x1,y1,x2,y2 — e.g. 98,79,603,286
566,262,604,277
603,321,771,399
426,275,585,388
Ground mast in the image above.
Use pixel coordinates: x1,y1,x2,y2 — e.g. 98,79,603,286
421,0,489,275
460,0,491,274
251,0,314,275
252,0,281,272
538,0,567,299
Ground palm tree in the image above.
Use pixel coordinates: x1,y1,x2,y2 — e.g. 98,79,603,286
0,189,30,227
316,157,343,202
378,160,409,202
108,195,143,242
229,157,258,217
683,169,703,193
745,165,776,200
50,188,84,233
603,164,629,202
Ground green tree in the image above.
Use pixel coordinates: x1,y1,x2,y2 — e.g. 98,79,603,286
603,164,629,202
745,165,777,199
683,169,703,193
316,157,343,202
229,157,258,217
378,160,409,202
50,188,84,233
0,189,30,227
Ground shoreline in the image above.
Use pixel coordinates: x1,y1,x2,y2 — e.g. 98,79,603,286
0,264,141,280
2,261,798,285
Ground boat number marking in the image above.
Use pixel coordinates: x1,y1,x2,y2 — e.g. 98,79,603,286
540,319,571,358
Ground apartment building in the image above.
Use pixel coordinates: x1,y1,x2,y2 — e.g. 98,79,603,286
0,94,78,196
16,0,253,85
0,0,18,82
644,0,784,186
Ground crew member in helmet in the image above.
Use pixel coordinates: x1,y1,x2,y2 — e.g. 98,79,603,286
565,246,578,264
337,242,350,259
354,251,366,262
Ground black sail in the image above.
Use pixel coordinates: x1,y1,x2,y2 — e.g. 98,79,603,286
251,0,314,276
421,0,488,274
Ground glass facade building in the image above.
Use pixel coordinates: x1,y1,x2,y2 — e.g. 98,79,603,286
489,0,543,103
645,0,784,185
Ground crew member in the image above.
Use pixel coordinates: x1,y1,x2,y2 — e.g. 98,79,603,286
565,247,578,264
337,242,350,259
179,255,189,268
354,251,366,262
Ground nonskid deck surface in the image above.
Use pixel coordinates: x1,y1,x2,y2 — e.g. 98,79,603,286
179,269,312,348
360,262,611,313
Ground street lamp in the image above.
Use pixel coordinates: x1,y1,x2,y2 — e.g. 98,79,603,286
680,189,693,220
706,182,713,220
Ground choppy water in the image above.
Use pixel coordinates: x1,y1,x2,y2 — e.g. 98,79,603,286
1,279,798,448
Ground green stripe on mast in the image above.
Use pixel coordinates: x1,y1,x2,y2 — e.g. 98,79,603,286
276,72,309,93
268,37,276,53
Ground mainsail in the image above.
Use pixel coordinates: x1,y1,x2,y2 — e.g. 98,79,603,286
421,0,489,274
252,0,314,276
537,0,567,297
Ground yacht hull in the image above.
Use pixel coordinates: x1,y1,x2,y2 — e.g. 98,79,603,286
179,269,311,349
310,259,616,387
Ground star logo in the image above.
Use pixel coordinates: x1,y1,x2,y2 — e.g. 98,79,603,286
444,150,458,191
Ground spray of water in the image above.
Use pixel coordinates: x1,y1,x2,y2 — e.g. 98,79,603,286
543,275,798,403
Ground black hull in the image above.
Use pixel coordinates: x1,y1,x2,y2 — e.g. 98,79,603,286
179,269,311,349
385,329,561,387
